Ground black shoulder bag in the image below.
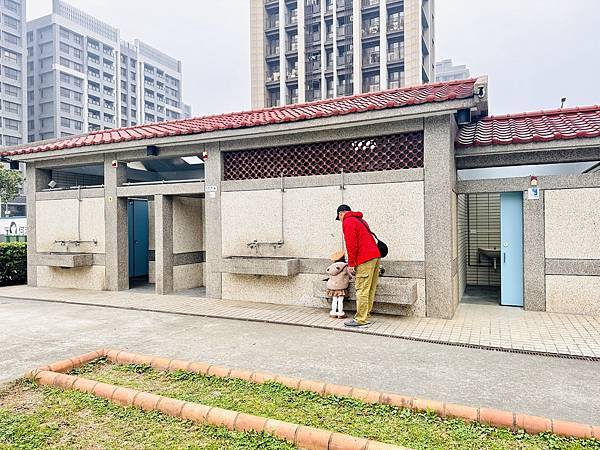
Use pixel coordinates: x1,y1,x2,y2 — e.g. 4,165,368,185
357,218,389,258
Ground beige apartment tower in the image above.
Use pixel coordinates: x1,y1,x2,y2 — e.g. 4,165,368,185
250,0,435,108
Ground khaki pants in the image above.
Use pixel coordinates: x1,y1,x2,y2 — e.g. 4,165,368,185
354,258,380,324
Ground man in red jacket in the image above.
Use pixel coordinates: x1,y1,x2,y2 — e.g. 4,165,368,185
336,204,381,327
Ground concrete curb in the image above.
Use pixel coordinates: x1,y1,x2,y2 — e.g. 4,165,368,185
25,349,600,441
27,368,405,450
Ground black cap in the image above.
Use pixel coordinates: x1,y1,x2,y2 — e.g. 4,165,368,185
335,204,351,221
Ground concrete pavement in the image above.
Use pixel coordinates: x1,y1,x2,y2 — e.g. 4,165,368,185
1,296,598,425
1,285,599,358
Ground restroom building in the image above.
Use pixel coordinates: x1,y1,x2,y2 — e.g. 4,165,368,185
2,76,600,319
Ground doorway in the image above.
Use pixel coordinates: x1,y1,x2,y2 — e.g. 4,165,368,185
128,199,149,286
458,192,524,307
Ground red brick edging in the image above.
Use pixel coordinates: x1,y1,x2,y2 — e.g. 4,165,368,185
25,349,600,441
27,367,403,450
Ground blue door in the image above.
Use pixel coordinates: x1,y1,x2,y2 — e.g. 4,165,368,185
500,192,524,306
128,199,149,277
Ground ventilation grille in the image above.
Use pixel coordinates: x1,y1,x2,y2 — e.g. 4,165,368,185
222,132,424,181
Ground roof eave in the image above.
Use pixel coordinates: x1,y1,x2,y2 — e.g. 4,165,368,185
10,97,481,162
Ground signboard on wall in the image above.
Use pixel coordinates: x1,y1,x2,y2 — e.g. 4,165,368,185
0,218,27,236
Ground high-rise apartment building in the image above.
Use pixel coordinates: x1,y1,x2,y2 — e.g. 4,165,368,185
250,0,435,108
26,0,185,142
435,58,470,83
0,0,26,146
0,0,27,229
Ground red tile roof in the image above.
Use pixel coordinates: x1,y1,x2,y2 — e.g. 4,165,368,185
1,78,478,158
457,105,600,147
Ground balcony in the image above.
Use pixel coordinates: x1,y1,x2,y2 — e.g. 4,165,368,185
362,52,380,66
337,0,350,11
308,62,321,73
287,43,298,53
362,0,378,7
286,13,298,26
88,98,100,106
104,103,115,110
337,55,353,67
337,84,353,95
388,19,404,33
266,72,280,83
306,90,321,101
265,18,280,31
266,46,280,58
337,26,352,40
363,83,380,93
286,68,298,79
387,50,404,63
362,24,380,37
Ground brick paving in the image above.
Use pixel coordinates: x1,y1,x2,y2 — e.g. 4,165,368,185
1,285,599,359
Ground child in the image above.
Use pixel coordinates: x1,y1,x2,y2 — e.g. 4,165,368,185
326,251,351,319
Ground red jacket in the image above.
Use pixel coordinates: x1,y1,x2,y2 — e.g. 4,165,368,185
342,211,381,268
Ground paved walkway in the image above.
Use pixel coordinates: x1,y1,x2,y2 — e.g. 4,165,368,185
1,285,599,359
1,296,599,425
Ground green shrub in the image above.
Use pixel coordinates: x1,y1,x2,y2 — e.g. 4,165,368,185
0,242,27,286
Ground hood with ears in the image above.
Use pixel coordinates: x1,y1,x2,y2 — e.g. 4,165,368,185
326,261,347,276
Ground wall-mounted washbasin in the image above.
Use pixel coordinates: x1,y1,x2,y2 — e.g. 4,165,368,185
478,247,500,270
35,252,94,268
221,256,300,277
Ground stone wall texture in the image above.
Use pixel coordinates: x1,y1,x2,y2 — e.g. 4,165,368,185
221,182,425,261
545,188,600,259
36,198,105,254
546,275,600,316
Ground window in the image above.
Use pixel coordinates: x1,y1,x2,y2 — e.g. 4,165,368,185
27,119,34,130
73,91,82,101
61,116,70,127
40,102,53,114
73,120,82,130
3,66,19,80
27,105,34,116
121,67,127,77
73,48,81,58
27,90,33,102
121,93,127,102
121,119,127,127
60,102,70,113
4,83,19,97
121,80,127,90
60,87,70,98
3,31,20,46
73,105,82,115
60,41,70,54
27,31,33,43
5,135,20,145
73,34,82,45
3,14,19,31
4,118,20,131
27,61,33,71
60,72,70,83
40,57,53,69
4,0,20,14
3,49,18,63
4,101,20,114
60,27,70,40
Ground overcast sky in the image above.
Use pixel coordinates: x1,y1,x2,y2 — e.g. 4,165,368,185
28,0,600,117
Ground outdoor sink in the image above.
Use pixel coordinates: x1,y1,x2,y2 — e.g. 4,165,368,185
478,247,500,270
221,256,300,277
36,252,94,268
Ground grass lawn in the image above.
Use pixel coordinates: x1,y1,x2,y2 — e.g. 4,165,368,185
0,378,293,449
1,359,599,450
